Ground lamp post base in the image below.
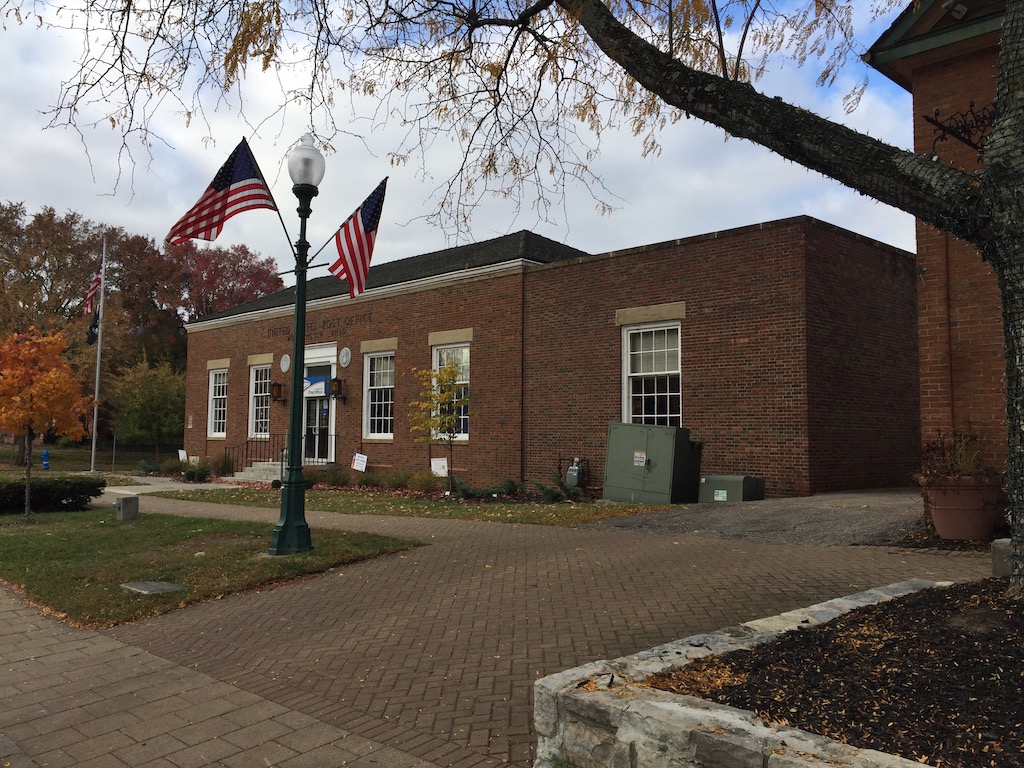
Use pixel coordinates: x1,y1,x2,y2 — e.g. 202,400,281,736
268,475,313,555
268,522,313,555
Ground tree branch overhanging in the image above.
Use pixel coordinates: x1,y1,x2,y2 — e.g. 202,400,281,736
556,0,987,245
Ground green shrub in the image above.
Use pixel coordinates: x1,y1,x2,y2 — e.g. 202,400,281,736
532,475,580,503
159,458,186,474
453,480,492,499
212,452,235,478
555,475,582,501
407,471,438,493
383,469,412,489
355,471,381,488
183,462,211,483
0,475,106,514
532,482,562,503
497,477,525,496
316,466,352,487
137,459,159,474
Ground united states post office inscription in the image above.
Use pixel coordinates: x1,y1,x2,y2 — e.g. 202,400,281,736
266,311,374,343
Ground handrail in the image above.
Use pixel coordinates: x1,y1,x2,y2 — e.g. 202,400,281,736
223,432,339,474
224,434,287,474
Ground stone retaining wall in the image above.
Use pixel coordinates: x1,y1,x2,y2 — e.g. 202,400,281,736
534,579,946,768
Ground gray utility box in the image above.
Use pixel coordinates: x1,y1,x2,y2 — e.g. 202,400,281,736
603,423,701,505
699,475,765,503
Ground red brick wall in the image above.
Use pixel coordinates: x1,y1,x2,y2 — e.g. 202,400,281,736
185,272,526,487
520,218,917,497
911,46,1005,468
186,219,917,497
804,225,921,490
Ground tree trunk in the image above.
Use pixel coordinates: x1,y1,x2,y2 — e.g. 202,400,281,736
13,433,26,467
995,247,1024,596
447,438,454,494
23,430,32,518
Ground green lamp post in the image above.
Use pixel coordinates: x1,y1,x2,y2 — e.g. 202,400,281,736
269,133,325,555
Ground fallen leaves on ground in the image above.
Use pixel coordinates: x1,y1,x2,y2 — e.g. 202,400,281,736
646,578,1023,767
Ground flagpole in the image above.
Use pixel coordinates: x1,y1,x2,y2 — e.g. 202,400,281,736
89,237,107,473
276,207,298,260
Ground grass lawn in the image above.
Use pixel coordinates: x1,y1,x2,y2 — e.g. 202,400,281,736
0,510,419,629
152,486,654,527
0,443,165,475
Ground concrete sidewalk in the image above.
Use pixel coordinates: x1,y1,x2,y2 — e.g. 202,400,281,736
1,487,993,767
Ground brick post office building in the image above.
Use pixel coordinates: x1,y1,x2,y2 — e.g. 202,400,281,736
184,216,918,497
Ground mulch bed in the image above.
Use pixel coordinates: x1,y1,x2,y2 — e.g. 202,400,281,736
646,577,1023,767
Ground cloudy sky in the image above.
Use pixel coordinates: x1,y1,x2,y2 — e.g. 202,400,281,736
0,6,915,282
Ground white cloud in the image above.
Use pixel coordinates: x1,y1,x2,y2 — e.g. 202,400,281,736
0,7,916,284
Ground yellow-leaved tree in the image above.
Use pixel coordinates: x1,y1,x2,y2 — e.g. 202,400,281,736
0,329,92,516
409,361,471,494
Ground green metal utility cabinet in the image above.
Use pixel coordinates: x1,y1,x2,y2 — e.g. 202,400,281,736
602,423,700,504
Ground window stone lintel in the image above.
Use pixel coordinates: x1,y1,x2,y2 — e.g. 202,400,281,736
615,302,686,326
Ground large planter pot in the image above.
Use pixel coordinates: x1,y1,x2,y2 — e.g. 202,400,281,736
919,476,1005,541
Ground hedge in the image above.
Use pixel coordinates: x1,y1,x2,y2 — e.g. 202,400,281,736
0,475,107,514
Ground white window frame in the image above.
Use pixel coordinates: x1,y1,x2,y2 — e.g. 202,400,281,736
249,365,271,438
363,351,396,439
622,323,682,428
208,369,228,437
433,343,470,440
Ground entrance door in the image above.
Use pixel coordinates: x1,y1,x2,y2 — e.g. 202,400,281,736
303,397,331,463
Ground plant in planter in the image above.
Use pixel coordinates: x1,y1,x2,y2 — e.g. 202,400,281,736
917,431,1006,541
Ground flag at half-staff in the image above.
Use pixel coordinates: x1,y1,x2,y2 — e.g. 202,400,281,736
83,265,102,315
329,178,388,298
83,264,103,345
165,138,277,244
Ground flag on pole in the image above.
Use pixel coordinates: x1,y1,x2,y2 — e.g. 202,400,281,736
86,313,99,345
83,265,102,316
165,138,277,244
329,178,388,298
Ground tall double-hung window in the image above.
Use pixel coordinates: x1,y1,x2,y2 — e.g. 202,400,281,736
364,352,395,438
434,344,470,438
624,324,681,427
249,365,271,437
208,369,228,437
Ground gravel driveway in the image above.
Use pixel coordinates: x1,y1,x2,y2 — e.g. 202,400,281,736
581,488,925,547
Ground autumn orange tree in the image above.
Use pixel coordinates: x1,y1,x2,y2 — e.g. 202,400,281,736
0,329,92,516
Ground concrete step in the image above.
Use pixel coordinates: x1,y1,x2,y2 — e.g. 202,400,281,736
230,462,283,483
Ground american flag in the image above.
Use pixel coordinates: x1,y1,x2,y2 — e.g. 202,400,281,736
83,266,102,316
165,138,277,244
329,178,388,298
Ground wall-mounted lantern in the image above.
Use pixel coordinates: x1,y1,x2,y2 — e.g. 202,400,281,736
270,381,286,404
330,377,347,404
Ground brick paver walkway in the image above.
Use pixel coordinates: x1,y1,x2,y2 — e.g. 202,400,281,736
1,493,992,767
